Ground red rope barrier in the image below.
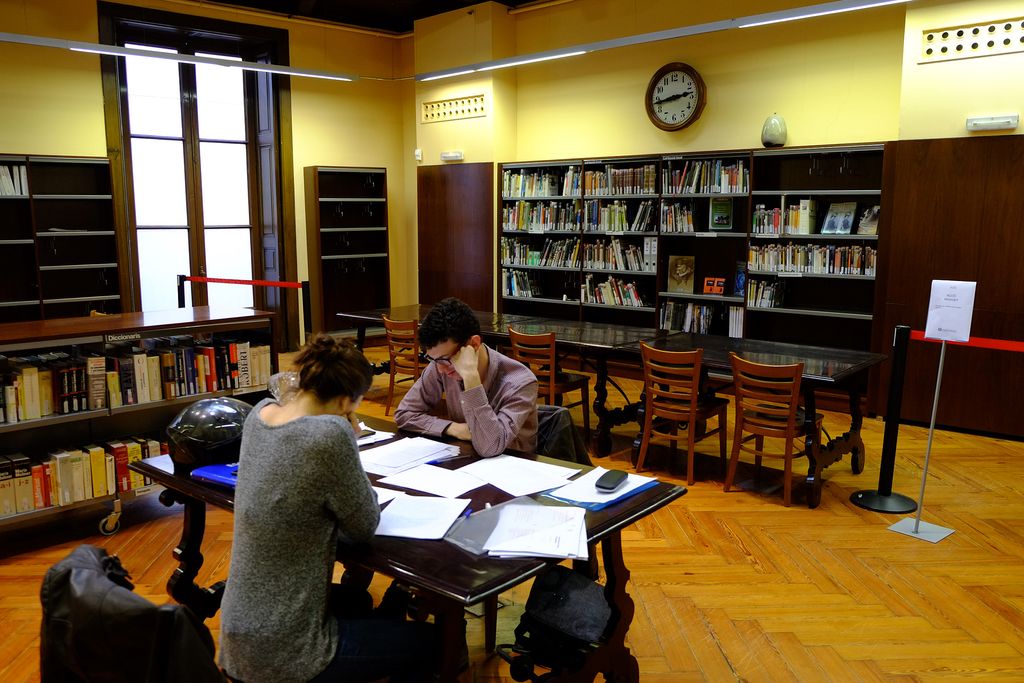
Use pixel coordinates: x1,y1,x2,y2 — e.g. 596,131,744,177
910,329,1024,353
182,275,303,289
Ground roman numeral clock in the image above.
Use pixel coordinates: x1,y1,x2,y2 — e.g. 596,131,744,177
645,62,706,131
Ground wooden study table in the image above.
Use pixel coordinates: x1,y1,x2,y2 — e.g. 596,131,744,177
642,333,887,508
130,415,686,682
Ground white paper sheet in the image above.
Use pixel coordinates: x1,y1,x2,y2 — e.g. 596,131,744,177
482,503,587,559
924,279,977,342
372,486,401,505
379,464,485,498
375,493,470,540
456,455,581,497
546,467,657,506
358,427,397,446
360,437,459,476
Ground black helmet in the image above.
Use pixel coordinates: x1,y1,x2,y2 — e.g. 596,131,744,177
166,397,252,473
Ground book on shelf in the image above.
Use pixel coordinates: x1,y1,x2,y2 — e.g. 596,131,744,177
797,199,817,234
821,202,857,235
0,456,15,516
857,205,880,235
7,454,33,513
728,305,744,338
105,442,130,494
666,255,695,294
84,445,107,499
733,261,746,297
31,460,49,509
708,197,733,230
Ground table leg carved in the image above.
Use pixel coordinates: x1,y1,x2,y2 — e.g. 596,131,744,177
592,356,640,458
802,386,868,509
159,490,224,619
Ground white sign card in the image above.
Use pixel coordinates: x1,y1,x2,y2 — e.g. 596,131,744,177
924,280,976,342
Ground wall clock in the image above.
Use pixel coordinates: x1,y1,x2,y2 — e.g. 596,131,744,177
645,62,706,131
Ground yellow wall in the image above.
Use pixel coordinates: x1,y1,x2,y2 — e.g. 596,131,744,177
899,0,1024,139
0,0,417,333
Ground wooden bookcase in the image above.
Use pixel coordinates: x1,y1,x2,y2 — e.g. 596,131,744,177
498,144,885,354
0,155,122,324
305,166,390,333
0,306,275,534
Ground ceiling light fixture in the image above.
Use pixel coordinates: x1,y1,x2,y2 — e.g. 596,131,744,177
738,0,912,29
416,0,912,81
0,31,357,82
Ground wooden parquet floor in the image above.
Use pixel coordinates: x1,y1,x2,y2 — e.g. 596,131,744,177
4,346,1024,682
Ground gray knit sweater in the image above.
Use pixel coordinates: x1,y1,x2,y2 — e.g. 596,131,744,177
218,398,380,683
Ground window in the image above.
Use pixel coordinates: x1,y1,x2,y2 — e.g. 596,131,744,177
100,2,292,331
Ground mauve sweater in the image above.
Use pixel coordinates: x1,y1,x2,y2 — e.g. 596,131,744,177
218,398,379,683
394,344,538,456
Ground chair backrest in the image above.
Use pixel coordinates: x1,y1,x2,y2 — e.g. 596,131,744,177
730,352,804,438
508,328,556,403
383,316,421,377
640,343,702,423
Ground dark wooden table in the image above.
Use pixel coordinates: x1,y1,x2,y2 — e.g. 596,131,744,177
131,415,685,682
643,332,887,508
337,304,540,351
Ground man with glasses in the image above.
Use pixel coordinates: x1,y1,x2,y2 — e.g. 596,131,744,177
394,297,538,457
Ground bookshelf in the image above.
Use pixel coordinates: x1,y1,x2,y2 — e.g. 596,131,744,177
747,144,883,350
0,307,274,534
498,144,885,354
305,166,390,333
0,155,122,324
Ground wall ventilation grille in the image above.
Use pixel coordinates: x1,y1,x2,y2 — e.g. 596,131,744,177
421,95,487,123
920,17,1024,63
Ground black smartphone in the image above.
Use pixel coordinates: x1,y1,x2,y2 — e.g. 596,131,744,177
595,469,628,492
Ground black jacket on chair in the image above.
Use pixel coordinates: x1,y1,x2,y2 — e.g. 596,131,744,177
39,544,224,683
536,404,592,466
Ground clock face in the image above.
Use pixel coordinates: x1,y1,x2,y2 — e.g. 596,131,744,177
646,63,706,131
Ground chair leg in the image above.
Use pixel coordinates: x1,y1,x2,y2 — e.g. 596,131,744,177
717,410,728,477
783,438,794,507
724,421,743,492
484,595,498,653
686,420,697,486
754,436,764,478
385,370,396,416
636,405,655,473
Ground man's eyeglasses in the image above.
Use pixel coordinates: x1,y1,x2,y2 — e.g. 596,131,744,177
424,352,454,366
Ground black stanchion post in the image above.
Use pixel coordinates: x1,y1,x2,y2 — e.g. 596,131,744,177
851,324,917,512
177,274,186,309
301,281,312,335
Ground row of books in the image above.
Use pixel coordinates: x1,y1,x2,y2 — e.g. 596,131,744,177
662,159,748,194
748,244,877,276
0,164,28,196
581,275,647,307
752,200,817,234
660,203,696,233
660,301,717,334
583,164,657,196
0,438,166,518
502,268,539,298
582,237,657,272
501,200,581,232
501,168,578,198
0,338,270,425
746,279,785,308
501,237,580,268
583,199,655,232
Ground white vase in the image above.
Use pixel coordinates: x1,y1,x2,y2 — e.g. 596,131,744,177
761,113,787,148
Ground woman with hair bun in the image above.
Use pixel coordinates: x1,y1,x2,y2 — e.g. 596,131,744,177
219,334,439,683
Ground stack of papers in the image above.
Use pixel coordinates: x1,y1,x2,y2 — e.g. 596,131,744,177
379,464,484,498
357,425,397,446
545,467,659,510
375,493,470,540
360,436,460,476
482,502,588,559
456,455,581,496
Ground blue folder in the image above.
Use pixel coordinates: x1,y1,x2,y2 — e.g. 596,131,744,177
190,463,239,488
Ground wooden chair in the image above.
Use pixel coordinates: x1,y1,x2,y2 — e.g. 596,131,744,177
723,352,824,507
382,316,422,416
636,343,728,484
507,328,590,441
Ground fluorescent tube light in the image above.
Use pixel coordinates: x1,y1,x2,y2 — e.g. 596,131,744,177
2,31,356,82
420,69,477,82
739,0,911,29
476,50,587,72
965,114,1019,131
